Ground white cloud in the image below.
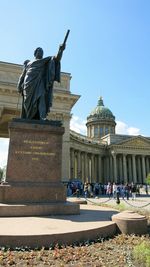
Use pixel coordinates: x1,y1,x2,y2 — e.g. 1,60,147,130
116,121,140,135
70,115,87,135
0,138,9,168
127,127,140,135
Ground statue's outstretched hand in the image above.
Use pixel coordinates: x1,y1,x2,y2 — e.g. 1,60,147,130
59,43,66,51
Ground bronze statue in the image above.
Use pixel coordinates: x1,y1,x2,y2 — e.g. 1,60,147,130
17,30,70,120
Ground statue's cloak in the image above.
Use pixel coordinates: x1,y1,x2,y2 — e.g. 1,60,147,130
18,57,60,119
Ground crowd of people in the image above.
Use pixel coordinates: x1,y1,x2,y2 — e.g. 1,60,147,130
65,181,149,200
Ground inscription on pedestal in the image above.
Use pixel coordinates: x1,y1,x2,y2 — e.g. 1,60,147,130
15,139,55,162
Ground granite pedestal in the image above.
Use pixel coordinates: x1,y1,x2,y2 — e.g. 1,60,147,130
0,119,79,216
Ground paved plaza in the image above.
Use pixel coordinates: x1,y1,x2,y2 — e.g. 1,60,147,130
0,194,149,248
0,204,117,248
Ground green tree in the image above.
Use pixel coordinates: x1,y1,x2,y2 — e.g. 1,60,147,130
0,168,3,181
145,173,150,185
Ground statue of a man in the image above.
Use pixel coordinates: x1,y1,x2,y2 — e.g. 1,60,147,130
17,44,65,120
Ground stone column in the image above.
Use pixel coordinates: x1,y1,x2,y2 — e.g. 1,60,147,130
106,156,110,181
81,152,85,182
87,127,89,138
77,151,81,179
103,157,107,182
148,157,150,175
98,155,102,183
146,157,150,177
112,153,117,183
142,155,146,183
95,155,98,182
70,148,75,180
137,156,141,184
98,125,100,138
61,115,70,181
119,156,123,181
132,155,137,183
74,152,78,178
109,156,113,181
88,155,91,183
123,154,127,183
148,158,150,174
91,154,95,183
116,155,119,183
84,153,88,182
128,156,132,183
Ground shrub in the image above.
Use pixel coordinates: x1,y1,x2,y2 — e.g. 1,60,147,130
133,241,150,267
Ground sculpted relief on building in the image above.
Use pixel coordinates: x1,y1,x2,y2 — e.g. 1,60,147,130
119,137,150,148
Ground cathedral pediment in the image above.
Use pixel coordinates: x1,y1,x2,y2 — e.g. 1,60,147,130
116,136,150,147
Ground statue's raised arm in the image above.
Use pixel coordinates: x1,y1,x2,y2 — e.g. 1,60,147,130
56,30,70,61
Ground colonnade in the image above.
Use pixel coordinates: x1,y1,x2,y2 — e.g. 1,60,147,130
70,149,103,183
111,153,150,184
70,148,150,184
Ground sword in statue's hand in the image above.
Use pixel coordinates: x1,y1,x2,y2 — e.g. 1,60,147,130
56,30,70,60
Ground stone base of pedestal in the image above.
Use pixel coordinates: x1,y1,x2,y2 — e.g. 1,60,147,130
0,202,80,217
112,211,147,235
68,198,87,205
0,182,66,204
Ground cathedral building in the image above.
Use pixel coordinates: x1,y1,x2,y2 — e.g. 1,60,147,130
70,97,150,184
0,61,150,184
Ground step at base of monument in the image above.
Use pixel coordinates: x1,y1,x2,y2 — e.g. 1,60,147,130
0,201,80,216
0,205,117,248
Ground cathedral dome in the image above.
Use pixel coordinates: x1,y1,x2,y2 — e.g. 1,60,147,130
87,97,115,121
86,97,116,139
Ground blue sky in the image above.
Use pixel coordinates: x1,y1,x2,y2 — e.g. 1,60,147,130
0,0,150,167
